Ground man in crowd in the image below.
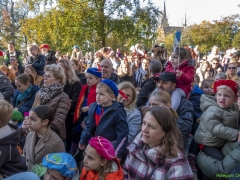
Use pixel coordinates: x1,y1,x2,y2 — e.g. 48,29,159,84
40,44,57,65
4,42,23,66
100,59,123,84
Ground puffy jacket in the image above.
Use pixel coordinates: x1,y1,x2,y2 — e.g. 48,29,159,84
194,94,239,147
196,141,240,180
80,101,128,159
80,159,124,180
136,77,156,107
32,91,71,140
165,60,195,96
12,85,40,115
0,71,14,103
27,55,46,76
0,124,28,177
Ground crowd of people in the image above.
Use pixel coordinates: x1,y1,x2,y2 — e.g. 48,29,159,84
0,42,240,180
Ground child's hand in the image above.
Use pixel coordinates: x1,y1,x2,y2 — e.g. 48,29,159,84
176,70,182,77
78,143,85,150
238,131,240,142
81,121,86,128
82,106,89,113
14,107,18,111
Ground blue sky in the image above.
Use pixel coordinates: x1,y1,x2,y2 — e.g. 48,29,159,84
151,0,240,26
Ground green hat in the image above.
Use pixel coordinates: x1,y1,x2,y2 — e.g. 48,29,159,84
12,110,24,121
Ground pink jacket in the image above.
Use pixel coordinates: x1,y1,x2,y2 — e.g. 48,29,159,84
165,60,195,96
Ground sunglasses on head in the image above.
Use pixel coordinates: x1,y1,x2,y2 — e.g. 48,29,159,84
228,67,236,70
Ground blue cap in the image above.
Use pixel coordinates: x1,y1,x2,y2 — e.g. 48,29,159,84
72,45,80,49
42,153,77,178
86,68,102,78
102,79,118,97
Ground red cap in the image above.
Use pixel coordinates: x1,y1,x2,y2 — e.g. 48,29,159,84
39,44,50,49
213,79,238,97
0,51,3,56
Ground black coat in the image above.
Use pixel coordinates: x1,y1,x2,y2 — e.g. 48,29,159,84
0,124,28,177
0,71,14,103
136,77,156,108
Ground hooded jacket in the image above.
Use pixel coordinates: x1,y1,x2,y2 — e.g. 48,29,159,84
0,124,27,177
80,101,128,159
194,94,239,147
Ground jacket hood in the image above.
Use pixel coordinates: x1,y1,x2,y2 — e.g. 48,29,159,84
0,124,19,146
92,101,124,110
192,85,204,95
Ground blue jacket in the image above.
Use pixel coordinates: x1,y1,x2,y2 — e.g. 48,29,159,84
27,55,46,76
188,85,204,123
12,85,40,115
80,101,128,159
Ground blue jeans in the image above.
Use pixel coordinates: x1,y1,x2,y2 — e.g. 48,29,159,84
4,172,40,180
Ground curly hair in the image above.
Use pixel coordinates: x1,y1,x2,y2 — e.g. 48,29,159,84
0,65,15,82
145,106,183,158
44,64,66,84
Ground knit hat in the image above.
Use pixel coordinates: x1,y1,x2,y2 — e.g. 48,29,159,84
42,153,77,178
12,110,24,122
39,44,50,50
101,79,118,97
86,68,102,78
89,136,116,161
72,45,80,49
213,79,238,97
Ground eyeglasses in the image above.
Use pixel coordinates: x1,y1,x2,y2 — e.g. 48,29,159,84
10,59,17,62
43,74,52,79
228,67,236,70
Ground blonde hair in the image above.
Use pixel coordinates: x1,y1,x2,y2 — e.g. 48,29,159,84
44,64,66,84
97,82,114,96
217,85,238,99
0,65,15,82
117,82,137,110
58,59,79,85
0,99,14,127
118,60,131,77
150,90,178,118
27,44,41,55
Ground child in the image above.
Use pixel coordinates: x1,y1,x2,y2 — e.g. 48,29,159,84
79,79,129,160
26,44,46,76
0,99,27,177
165,47,195,110
10,110,24,127
194,79,240,160
80,136,124,180
72,67,101,154
23,105,65,170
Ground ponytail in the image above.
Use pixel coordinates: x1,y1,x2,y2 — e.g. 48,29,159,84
170,107,178,119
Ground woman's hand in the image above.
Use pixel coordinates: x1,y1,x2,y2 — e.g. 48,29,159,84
176,70,182,77
78,143,85,150
82,106,89,113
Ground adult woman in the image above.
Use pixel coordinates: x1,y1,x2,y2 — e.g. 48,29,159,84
118,59,136,86
226,58,240,83
12,74,40,115
70,59,86,85
0,65,15,83
27,44,46,76
123,106,193,180
117,82,141,143
148,90,189,149
58,59,81,152
32,64,70,140
196,61,211,86
24,66,43,87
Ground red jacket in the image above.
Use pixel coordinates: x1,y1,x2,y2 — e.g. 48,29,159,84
80,159,124,180
74,84,97,123
165,60,195,96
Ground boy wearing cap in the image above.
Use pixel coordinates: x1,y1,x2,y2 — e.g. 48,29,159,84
194,79,240,160
72,68,102,154
79,79,128,160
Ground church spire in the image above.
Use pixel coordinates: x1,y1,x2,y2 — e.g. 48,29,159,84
183,12,187,27
164,0,166,18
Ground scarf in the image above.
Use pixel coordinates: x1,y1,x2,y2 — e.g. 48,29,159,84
38,83,64,105
135,67,147,87
15,84,33,107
